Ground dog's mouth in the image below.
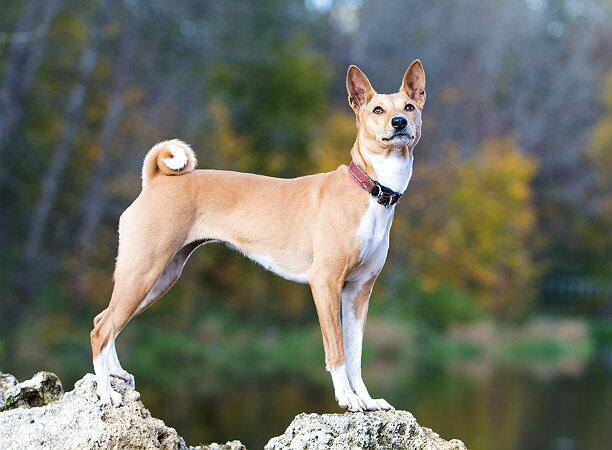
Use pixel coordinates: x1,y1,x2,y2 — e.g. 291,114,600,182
382,131,414,142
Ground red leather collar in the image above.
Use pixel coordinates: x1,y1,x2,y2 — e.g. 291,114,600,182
348,161,403,207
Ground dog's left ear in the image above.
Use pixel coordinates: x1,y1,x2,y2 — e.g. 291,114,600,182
401,60,426,108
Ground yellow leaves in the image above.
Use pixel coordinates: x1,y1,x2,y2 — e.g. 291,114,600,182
582,66,612,256
600,66,612,110
452,139,538,244
309,110,356,173
400,137,539,317
51,10,88,44
202,99,254,171
587,68,612,180
588,118,612,169
421,276,439,294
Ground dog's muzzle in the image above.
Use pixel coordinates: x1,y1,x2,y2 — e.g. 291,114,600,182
381,116,415,141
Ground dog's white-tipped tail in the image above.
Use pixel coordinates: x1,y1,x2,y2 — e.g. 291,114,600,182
141,139,197,187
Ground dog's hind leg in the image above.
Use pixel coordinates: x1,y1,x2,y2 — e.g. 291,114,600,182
91,309,133,386
107,339,135,387
100,241,207,393
130,240,208,319
93,309,105,327
91,229,185,405
92,307,135,386
92,268,167,405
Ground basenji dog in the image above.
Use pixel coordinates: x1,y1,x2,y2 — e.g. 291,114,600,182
91,61,426,411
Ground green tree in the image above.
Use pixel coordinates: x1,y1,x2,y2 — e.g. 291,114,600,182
209,34,332,176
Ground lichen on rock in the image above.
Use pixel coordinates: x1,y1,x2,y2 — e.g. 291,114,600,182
0,371,63,411
265,410,467,450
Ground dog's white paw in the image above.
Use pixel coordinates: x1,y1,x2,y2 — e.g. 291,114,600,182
336,390,367,412
111,370,135,388
353,394,395,411
98,386,123,406
369,398,395,411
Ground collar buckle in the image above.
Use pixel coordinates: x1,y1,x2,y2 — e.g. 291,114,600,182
370,183,382,199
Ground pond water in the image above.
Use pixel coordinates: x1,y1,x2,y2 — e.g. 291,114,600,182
138,350,612,450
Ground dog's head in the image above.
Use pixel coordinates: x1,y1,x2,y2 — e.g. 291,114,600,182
347,61,425,155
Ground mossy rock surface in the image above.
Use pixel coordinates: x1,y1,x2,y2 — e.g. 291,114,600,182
0,371,63,412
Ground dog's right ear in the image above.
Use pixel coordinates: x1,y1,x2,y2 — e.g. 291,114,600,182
347,65,375,113
401,60,426,109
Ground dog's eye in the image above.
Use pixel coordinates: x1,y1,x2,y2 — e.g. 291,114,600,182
405,104,415,112
373,106,384,114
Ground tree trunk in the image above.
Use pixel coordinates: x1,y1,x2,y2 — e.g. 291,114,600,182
72,28,138,308
0,0,60,164
16,27,101,300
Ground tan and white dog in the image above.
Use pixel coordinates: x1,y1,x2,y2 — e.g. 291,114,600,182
91,61,426,411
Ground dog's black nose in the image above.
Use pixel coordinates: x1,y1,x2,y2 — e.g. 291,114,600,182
391,116,408,130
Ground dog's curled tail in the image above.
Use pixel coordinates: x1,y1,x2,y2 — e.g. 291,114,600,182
141,139,197,187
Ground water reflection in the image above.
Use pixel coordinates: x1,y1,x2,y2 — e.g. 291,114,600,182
139,357,612,449
139,376,337,448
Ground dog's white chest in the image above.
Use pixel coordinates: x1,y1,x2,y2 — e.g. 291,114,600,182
350,200,395,281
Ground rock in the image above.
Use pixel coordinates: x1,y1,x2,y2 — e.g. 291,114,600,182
0,372,19,391
265,410,467,450
0,372,18,393
192,442,246,450
0,371,63,411
1,371,464,450
0,372,245,450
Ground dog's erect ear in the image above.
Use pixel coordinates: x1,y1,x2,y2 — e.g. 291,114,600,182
401,60,426,108
347,65,376,112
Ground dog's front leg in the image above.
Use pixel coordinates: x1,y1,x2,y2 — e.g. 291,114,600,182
309,274,367,412
341,276,394,411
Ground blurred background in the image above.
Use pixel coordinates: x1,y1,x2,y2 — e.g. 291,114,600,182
1,0,612,448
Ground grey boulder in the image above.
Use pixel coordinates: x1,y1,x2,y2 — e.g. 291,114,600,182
265,410,467,450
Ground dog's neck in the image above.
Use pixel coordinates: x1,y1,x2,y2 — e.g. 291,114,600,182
350,140,414,195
